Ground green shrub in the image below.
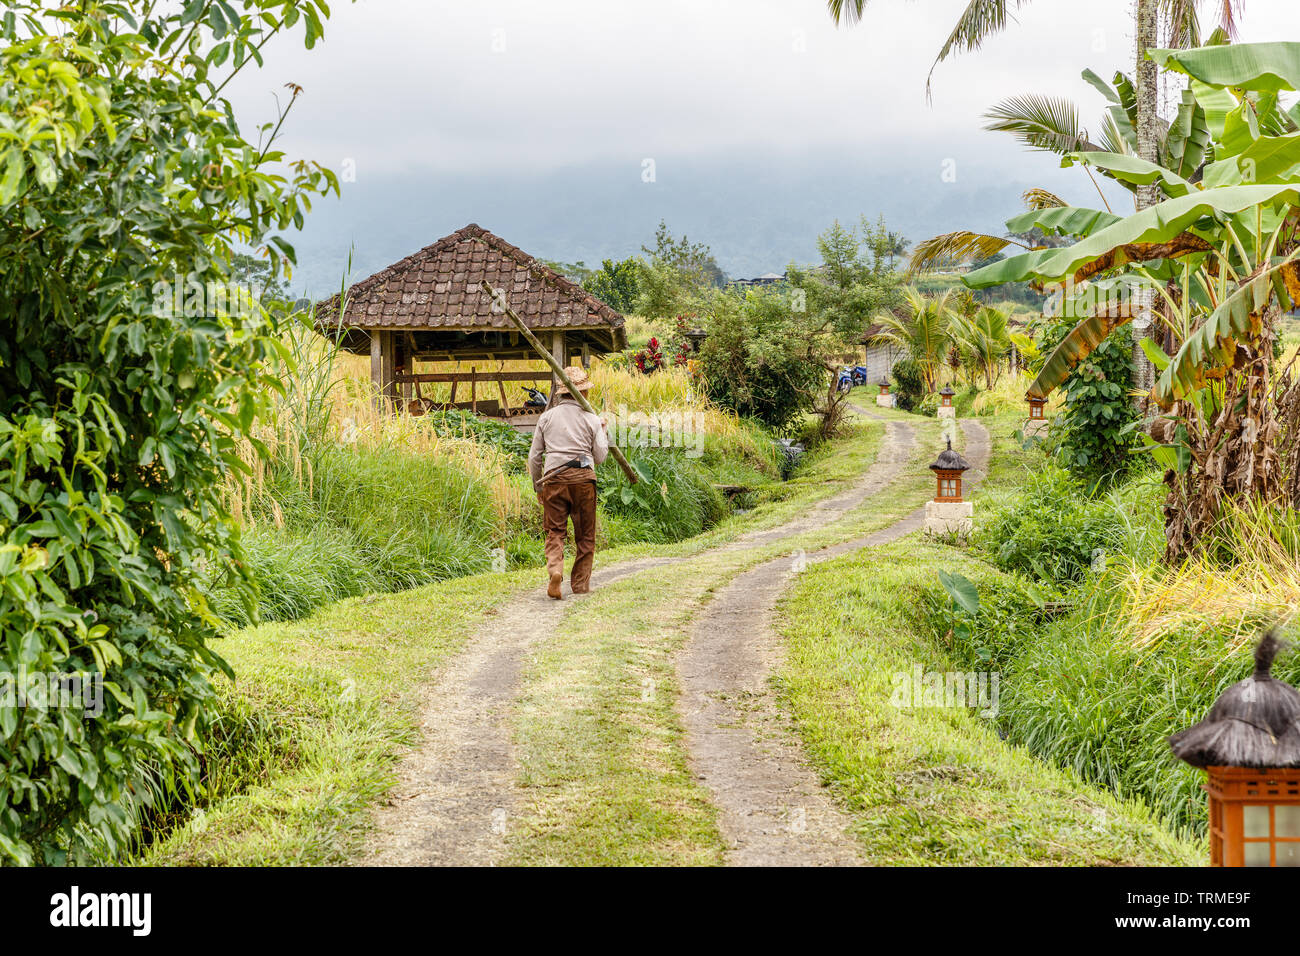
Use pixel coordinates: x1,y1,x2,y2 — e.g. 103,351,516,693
891,358,925,412
916,392,939,417
697,290,825,430
0,0,337,864
1039,318,1139,483
598,449,727,543
975,464,1161,587
424,410,531,466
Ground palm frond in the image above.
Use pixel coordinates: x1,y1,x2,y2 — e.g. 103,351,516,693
1098,110,1135,156
826,0,869,26
872,288,956,390
927,0,1030,97
1215,0,1241,41
907,231,1024,277
1161,0,1200,49
984,94,1097,154
1022,188,1067,210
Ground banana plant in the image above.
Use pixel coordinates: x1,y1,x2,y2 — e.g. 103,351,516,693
961,41,1300,560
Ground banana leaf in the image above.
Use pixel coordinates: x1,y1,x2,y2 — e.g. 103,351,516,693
1220,101,1262,160
1150,42,1300,93
1003,205,1121,239
1062,151,1197,197
1154,256,1300,405
1026,309,1136,400
966,184,1300,288
1165,87,1210,180
1081,67,1120,105
1201,131,1300,187
1081,68,1138,153
1190,79,1239,142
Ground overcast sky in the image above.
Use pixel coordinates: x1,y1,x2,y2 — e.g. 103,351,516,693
223,0,1300,291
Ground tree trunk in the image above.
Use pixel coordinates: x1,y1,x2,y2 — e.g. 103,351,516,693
1164,310,1283,561
1131,0,1161,401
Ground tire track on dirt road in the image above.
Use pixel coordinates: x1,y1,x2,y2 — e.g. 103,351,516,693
677,417,990,866
365,413,918,866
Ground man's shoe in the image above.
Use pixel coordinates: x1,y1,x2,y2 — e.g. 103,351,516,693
547,573,563,600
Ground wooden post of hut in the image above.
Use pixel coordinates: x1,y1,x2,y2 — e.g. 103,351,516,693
312,223,626,433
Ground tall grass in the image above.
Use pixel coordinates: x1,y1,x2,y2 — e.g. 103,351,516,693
951,461,1300,838
968,370,1063,417
218,320,788,624
219,319,536,624
1118,501,1300,658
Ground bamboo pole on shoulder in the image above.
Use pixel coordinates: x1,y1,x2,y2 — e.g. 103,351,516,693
482,281,638,484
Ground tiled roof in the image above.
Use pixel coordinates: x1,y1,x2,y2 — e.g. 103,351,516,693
314,223,625,337
860,322,886,344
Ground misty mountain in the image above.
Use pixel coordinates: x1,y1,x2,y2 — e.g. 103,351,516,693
287,149,1099,300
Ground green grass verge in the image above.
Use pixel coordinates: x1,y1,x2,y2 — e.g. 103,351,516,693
140,570,534,865
775,538,1200,865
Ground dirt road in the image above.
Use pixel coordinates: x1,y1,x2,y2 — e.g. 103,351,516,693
365,413,988,866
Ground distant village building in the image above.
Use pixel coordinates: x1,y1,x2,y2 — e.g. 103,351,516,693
728,272,787,289
858,322,904,383
314,223,626,430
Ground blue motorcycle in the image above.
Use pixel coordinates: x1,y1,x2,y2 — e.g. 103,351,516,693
837,366,870,393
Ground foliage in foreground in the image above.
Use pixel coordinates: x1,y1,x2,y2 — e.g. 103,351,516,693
975,462,1162,587
0,0,338,863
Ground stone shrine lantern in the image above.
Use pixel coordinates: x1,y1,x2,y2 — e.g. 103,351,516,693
937,385,956,419
1025,393,1049,438
875,377,895,409
1170,632,1300,867
923,439,972,536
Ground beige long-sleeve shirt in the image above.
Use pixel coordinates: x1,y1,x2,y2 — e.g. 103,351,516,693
527,396,609,490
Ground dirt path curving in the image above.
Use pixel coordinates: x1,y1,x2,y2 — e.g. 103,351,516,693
364,554,673,866
364,413,920,866
677,418,991,866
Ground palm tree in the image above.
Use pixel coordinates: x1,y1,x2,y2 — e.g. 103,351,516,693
830,0,1243,396
825,1,1240,196
873,287,955,393
950,305,1012,389
885,232,910,270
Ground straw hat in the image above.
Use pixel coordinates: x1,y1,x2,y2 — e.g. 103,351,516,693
558,366,592,395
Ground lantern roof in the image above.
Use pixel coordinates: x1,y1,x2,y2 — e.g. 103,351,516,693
939,385,956,396
877,376,891,387
928,438,970,473
1170,632,1300,769
1027,393,1047,404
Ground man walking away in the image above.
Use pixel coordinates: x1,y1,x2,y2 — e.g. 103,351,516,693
527,366,609,600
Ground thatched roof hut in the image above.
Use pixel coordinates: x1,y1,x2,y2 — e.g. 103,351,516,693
314,223,626,424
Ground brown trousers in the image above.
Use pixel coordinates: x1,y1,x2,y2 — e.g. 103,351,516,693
539,468,598,592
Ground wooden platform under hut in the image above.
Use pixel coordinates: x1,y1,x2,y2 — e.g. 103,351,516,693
313,223,627,431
